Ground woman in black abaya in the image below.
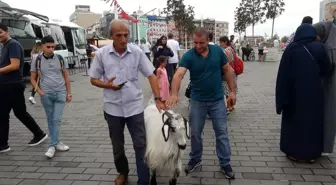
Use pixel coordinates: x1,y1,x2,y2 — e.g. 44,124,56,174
275,24,332,163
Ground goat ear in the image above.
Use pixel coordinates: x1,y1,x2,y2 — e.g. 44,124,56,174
183,117,190,139
162,124,170,142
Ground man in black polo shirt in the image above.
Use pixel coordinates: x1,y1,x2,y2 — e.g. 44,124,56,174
0,23,48,153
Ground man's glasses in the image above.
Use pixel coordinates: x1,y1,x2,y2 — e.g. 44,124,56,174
46,46,55,49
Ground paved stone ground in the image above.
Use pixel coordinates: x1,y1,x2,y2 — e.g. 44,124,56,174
0,61,335,185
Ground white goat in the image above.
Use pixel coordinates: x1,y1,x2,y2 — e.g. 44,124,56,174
144,104,190,185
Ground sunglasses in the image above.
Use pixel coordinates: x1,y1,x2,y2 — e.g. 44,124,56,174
46,46,55,49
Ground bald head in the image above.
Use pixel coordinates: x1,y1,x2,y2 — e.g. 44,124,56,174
108,20,129,38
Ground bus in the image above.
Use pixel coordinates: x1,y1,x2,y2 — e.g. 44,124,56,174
53,20,87,68
0,3,49,76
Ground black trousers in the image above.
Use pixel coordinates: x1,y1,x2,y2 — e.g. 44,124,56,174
104,112,149,184
0,83,44,147
166,63,177,84
241,47,249,61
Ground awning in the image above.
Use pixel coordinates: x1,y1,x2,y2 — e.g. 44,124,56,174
86,32,106,40
0,7,49,22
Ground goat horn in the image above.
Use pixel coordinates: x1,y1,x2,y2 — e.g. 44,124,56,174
162,111,174,126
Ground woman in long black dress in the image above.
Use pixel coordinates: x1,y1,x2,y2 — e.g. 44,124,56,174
276,24,332,163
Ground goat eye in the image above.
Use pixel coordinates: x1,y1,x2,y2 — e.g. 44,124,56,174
170,127,176,132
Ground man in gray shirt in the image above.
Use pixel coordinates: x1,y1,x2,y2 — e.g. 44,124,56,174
30,36,72,159
89,20,166,185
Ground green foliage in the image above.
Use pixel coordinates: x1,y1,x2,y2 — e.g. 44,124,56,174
263,0,285,20
281,36,288,43
234,4,249,34
163,0,195,34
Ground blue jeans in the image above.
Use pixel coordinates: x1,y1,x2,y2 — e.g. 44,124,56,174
41,92,66,147
189,99,231,167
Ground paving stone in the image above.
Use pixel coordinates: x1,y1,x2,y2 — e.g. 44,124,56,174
0,178,23,185
65,174,92,180
44,180,73,185
40,173,68,180
18,179,48,185
242,173,273,180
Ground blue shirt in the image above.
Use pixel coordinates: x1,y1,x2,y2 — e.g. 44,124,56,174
89,44,155,117
179,44,228,102
0,39,24,84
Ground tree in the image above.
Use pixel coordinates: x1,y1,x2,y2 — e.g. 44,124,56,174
234,4,249,37
240,0,266,37
163,0,195,42
263,0,285,38
281,36,288,43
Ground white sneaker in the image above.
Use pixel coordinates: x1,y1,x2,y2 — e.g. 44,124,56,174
28,96,36,104
45,147,56,158
321,153,330,157
56,142,70,152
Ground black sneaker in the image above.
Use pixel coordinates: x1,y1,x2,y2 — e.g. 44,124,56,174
0,146,11,153
185,160,202,175
28,133,48,147
220,165,235,179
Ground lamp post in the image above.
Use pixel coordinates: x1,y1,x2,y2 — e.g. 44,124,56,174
136,8,156,45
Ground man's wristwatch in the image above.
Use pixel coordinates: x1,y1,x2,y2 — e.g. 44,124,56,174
154,97,162,101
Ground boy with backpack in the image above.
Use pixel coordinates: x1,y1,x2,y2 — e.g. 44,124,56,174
30,36,72,158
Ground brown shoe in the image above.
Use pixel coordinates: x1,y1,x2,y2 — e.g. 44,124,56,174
115,174,127,185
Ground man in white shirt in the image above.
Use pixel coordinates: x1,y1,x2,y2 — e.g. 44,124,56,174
140,39,151,60
166,33,180,82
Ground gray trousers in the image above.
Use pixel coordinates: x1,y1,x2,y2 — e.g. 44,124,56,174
104,112,150,185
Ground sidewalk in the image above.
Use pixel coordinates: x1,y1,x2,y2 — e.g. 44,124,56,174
0,62,335,185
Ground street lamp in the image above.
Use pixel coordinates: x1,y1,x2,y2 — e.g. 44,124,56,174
136,8,157,45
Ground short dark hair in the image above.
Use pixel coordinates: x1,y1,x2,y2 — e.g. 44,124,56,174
302,16,313,24
0,23,8,32
219,36,231,46
193,27,209,39
168,33,173,39
41,35,54,44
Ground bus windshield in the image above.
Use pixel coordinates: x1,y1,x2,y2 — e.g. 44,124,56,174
48,24,67,50
3,19,36,38
72,28,86,49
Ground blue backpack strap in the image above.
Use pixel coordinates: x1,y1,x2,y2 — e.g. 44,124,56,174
55,54,65,71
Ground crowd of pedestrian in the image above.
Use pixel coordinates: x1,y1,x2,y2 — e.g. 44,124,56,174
0,12,335,185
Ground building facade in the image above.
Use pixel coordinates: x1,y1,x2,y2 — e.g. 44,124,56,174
99,11,133,42
320,0,326,21
325,0,336,21
69,5,102,29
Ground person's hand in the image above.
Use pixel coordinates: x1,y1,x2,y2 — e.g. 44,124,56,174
227,92,236,107
156,100,168,112
158,46,163,49
107,77,122,91
37,89,45,96
66,94,72,103
165,95,179,108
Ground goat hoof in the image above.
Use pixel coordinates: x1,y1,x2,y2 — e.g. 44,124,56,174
184,169,188,176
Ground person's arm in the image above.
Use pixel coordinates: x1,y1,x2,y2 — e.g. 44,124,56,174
168,48,174,57
61,56,72,101
89,50,120,90
156,68,162,89
30,55,44,95
0,42,21,74
170,67,188,96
